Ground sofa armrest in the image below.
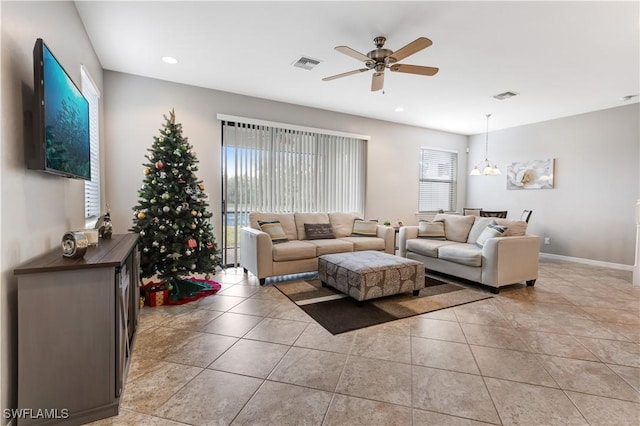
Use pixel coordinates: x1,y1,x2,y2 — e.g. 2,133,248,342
398,226,419,257
376,225,395,254
481,235,540,286
240,227,274,279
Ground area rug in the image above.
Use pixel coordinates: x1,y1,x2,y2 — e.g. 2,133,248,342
275,275,492,334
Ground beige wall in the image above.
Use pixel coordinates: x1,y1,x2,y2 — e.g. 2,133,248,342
0,1,103,421
467,104,639,266
103,71,469,240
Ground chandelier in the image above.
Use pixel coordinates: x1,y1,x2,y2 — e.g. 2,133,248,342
470,114,501,176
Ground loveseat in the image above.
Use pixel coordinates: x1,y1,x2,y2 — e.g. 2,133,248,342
399,213,539,293
240,212,395,284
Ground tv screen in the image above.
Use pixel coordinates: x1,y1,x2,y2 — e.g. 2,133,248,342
31,38,90,180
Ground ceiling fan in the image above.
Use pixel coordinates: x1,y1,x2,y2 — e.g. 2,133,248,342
322,36,439,92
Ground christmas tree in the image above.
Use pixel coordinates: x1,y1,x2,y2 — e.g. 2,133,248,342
131,110,222,300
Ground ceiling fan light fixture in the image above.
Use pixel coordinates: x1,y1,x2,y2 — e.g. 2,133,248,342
394,106,404,112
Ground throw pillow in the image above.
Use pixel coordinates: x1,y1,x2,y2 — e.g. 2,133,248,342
418,220,446,239
351,219,378,237
475,221,508,248
304,223,335,240
257,220,288,244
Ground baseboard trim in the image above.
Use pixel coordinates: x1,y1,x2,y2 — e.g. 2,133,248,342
539,253,633,271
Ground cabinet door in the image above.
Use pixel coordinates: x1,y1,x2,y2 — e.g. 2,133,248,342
18,268,115,423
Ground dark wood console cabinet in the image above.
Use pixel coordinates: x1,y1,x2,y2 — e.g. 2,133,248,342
14,233,140,425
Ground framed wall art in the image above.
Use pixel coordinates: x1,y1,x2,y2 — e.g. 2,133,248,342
506,158,554,190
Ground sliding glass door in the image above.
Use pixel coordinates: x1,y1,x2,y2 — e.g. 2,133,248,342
221,120,366,267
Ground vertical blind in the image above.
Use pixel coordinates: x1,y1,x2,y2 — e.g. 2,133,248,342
222,121,366,215
81,66,101,222
418,148,457,212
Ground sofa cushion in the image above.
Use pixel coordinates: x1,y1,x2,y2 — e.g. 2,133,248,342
418,220,446,239
475,221,508,248
272,240,317,261
250,212,297,240
295,213,330,240
340,236,385,251
406,238,457,258
304,223,335,240
351,219,378,237
438,244,483,267
494,219,527,236
329,212,361,238
466,217,495,243
434,214,475,243
257,220,289,244
307,239,354,256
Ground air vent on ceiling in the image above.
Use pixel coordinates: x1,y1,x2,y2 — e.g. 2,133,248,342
493,91,519,100
293,56,321,70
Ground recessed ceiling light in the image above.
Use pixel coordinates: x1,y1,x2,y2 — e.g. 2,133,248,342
493,91,518,100
162,56,178,64
395,107,404,112
621,94,639,101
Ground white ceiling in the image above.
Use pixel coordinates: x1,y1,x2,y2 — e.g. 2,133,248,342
75,1,639,135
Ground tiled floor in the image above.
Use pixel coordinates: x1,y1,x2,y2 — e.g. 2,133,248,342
89,260,639,425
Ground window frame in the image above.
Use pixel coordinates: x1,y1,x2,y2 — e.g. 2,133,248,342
418,147,458,213
81,65,101,228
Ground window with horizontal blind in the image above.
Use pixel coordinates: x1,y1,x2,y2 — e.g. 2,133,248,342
418,147,457,212
81,66,101,225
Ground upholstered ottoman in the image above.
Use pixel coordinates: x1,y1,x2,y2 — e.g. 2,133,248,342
318,251,425,302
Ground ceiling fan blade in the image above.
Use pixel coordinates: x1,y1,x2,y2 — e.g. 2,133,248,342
390,63,439,76
322,68,369,81
335,46,371,62
371,72,384,92
389,37,433,62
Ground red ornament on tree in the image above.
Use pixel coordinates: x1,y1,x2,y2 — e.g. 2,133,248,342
155,160,164,170
187,239,197,248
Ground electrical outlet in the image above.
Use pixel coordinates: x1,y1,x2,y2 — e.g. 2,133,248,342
544,237,551,245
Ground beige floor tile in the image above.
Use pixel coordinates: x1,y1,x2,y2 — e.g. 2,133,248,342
137,304,198,330
85,407,189,425
581,305,640,326
411,365,500,424
410,317,467,343
608,364,640,391
575,336,640,367
293,323,356,354
244,317,308,345
120,361,202,414
516,329,600,361
155,369,263,426
161,332,237,367
418,306,459,321
471,345,558,387
460,322,530,351
411,336,480,375
365,318,412,335
208,339,289,378
538,354,640,402
267,302,315,322
217,284,260,298
203,312,263,337
335,355,412,406
412,408,495,425
484,377,588,425
231,381,332,426
159,308,222,331
350,329,412,363
134,327,200,361
324,394,412,426
228,297,283,316
566,391,640,426
196,294,245,311
268,346,347,391
453,300,511,327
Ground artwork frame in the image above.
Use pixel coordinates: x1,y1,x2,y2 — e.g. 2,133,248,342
506,158,554,190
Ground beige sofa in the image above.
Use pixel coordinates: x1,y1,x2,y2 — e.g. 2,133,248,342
240,212,395,284
399,213,539,293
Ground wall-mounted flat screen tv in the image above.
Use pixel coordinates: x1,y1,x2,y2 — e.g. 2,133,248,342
30,38,90,180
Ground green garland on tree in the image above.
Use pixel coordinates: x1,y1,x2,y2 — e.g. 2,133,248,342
130,109,222,295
